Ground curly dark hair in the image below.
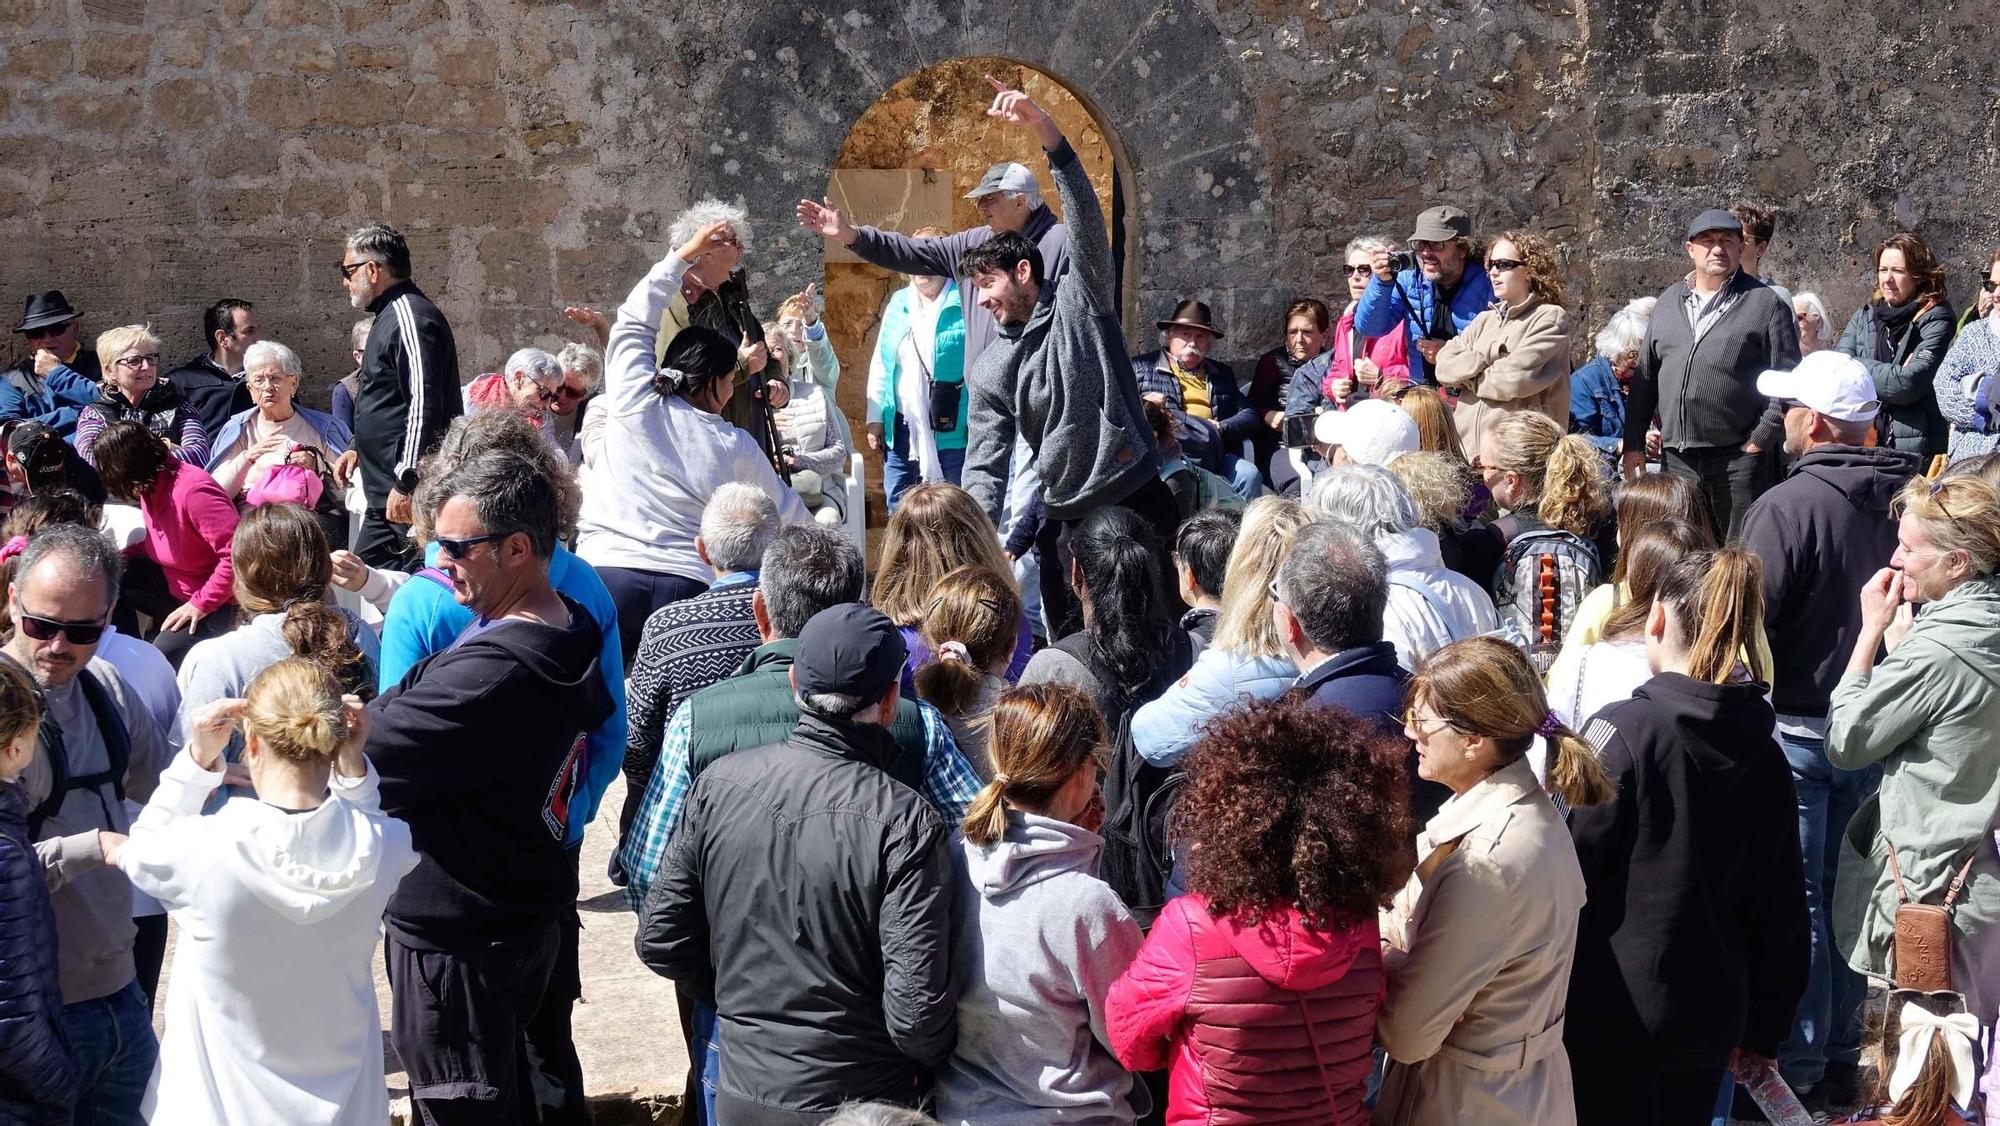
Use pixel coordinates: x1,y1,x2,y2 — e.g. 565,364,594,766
1177,692,1414,932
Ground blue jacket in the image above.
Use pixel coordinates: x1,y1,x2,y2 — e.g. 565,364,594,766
0,358,100,437
1352,264,1495,384
377,543,628,847
0,782,74,1122
205,404,353,473
1568,355,1626,457
1130,646,1296,767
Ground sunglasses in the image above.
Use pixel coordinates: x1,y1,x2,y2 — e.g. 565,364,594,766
1983,278,1999,292
14,605,106,645
1342,264,1373,277
21,324,69,342
552,383,587,403
1486,258,1526,274
336,260,374,280
1404,708,1453,735
435,531,514,560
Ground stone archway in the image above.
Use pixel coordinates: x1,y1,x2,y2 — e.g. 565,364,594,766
678,0,1277,350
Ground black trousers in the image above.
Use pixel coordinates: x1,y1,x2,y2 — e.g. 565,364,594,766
1033,476,1184,640
132,913,167,1010
356,505,417,571
524,851,591,1124
1663,443,1771,544
387,923,561,1126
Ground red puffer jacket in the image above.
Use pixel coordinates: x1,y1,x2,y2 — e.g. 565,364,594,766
1106,894,1382,1125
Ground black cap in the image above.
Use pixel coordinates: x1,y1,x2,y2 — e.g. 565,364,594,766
1684,208,1742,240
793,604,907,703
7,422,66,487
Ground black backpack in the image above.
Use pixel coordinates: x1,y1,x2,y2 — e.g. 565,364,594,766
1054,628,1199,928
14,661,132,839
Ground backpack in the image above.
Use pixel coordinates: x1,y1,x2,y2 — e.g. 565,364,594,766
1490,513,1600,674
1054,629,1197,928
11,660,132,839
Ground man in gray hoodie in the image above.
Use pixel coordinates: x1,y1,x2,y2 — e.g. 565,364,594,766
956,78,1176,634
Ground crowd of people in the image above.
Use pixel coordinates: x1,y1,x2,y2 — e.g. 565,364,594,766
0,76,1997,1126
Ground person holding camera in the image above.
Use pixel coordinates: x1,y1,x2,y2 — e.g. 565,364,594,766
1353,205,1496,385
765,288,852,529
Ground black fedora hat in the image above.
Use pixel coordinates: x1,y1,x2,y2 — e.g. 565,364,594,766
15,291,80,334
1157,298,1223,340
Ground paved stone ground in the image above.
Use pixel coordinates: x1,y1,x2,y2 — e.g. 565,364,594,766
156,774,688,1124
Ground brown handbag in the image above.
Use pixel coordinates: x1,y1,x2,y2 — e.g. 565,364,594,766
1884,838,1980,993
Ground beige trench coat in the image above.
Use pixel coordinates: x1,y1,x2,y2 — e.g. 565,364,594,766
1375,757,1585,1126
1433,296,1574,453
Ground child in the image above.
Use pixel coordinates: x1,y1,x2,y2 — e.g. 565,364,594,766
0,657,77,1122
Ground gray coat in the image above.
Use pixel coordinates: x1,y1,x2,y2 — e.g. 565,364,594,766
1624,271,1800,452
960,141,1158,524
848,207,1071,378
1835,301,1955,458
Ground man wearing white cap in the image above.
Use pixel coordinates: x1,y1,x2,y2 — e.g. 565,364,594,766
1739,349,1921,1107
1313,398,1421,469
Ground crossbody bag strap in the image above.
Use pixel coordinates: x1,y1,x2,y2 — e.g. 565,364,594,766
1884,837,1914,906
1887,835,1983,913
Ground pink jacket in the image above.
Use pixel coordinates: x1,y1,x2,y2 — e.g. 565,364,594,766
1323,306,1412,406
1106,894,1382,1125
137,460,238,614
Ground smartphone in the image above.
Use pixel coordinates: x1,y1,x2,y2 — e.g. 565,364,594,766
1282,413,1317,449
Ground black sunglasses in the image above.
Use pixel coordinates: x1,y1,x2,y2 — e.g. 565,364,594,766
1983,278,1999,292
434,531,515,560
1486,258,1526,273
336,260,374,280
1342,264,1373,277
14,607,106,644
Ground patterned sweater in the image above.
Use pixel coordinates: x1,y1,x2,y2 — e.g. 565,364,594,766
622,573,761,790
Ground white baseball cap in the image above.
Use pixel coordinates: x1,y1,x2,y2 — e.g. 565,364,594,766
1755,351,1881,423
1313,398,1420,467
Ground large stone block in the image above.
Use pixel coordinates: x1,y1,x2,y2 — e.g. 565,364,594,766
47,85,142,132
413,36,499,86
145,76,231,129
79,31,146,78
152,25,210,68
0,0,43,37
399,85,507,130
246,74,314,131
314,73,411,128
9,38,72,84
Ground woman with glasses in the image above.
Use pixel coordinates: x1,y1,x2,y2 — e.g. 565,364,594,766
1826,475,2000,1096
1933,246,2000,466
1322,235,1412,410
765,290,853,528
1376,636,1612,1126
93,419,240,667
461,347,565,422
75,324,208,468
1835,233,1957,459
205,340,352,507
1434,231,1575,454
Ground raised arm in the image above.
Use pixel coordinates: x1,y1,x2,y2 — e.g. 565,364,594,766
985,76,1114,316
604,222,731,416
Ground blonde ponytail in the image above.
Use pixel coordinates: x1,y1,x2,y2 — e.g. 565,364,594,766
958,683,1107,847
1538,432,1611,538
1657,547,1766,685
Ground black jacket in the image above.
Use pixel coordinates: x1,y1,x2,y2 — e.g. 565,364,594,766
1739,443,1918,716
1835,301,1956,458
353,280,460,508
0,782,73,1122
367,596,612,948
163,354,251,440
1295,641,1440,826
637,713,955,1123
1625,270,1800,451
1565,675,1807,1067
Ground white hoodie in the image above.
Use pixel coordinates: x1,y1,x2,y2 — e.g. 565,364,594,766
120,753,418,1126
1376,527,1501,671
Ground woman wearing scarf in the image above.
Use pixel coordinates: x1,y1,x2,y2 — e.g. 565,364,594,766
1836,233,1956,459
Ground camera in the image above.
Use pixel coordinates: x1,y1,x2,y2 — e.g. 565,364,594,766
1281,413,1319,450
1387,250,1417,276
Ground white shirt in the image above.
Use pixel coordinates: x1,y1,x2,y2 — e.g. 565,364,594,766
121,755,417,1125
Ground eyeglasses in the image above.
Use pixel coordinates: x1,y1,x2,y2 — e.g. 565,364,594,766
1983,278,1999,292
247,372,295,388
1343,265,1373,278
13,600,107,645
113,353,160,370
1928,476,1965,526
534,384,560,405
1404,708,1454,736
336,260,376,280
434,531,514,560
1486,258,1526,274
1267,578,1285,604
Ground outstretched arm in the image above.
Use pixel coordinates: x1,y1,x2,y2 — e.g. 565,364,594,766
984,76,1114,316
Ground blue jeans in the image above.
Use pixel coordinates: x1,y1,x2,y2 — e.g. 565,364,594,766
1777,729,1880,1090
1225,453,1264,500
881,415,965,513
63,979,157,1126
690,1001,720,1126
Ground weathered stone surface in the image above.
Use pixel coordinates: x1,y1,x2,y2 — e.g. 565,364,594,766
8,38,73,85
79,32,148,79
153,25,210,68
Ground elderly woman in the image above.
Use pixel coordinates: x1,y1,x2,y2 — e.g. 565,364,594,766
462,348,562,427
656,199,789,469
94,419,239,666
76,323,208,467
1322,234,1412,409
1933,247,2000,465
1827,476,2000,1091
765,289,851,528
1568,297,1653,468
1794,292,1836,354
1836,232,1957,458
1377,637,1613,1126
1434,231,1574,451
1130,495,1309,767
575,224,808,664
206,340,352,505
549,340,601,464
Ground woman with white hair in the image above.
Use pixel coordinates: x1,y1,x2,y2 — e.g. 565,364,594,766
206,339,352,505
77,323,210,467
765,288,851,527
461,347,563,428
1792,291,1835,354
550,340,601,464
1568,296,1653,467
657,199,791,471
1306,464,1498,670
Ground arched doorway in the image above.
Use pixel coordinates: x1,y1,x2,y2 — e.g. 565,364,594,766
816,58,1140,529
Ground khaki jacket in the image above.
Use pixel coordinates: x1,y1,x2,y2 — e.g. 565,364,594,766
1434,297,1573,452
1376,757,1584,1126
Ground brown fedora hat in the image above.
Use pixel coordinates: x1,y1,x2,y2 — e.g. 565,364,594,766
1156,298,1222,340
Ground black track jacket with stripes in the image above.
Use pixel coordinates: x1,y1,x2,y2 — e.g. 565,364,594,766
355,279,462,507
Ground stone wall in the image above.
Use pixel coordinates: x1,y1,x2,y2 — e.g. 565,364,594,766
1,0,1995,403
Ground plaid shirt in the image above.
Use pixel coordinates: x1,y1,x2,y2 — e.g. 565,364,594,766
616,696,978,910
